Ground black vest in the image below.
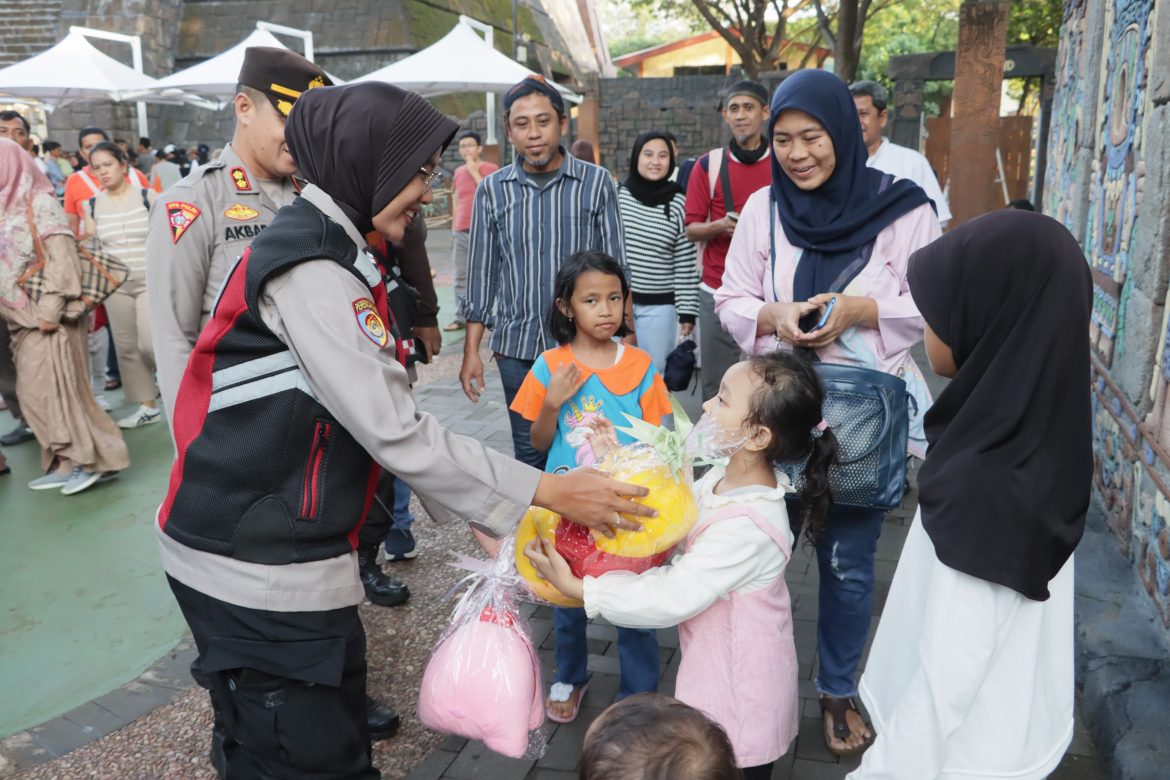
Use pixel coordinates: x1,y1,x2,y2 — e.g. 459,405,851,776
160,198,385,565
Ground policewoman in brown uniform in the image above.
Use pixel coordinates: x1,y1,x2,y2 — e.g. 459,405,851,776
146,47,330,420
157,82,655,779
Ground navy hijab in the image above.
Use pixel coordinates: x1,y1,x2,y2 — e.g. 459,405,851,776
769,70,931,305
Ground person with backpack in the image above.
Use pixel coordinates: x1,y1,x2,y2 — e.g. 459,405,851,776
684,81,774,402
81,141,161,429
62,127,154,235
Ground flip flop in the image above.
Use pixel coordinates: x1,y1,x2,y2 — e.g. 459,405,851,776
546,681,589,724
820,695,874,757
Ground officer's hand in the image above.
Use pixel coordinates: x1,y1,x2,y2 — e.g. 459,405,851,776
533,469,655,539
460,352,486,402
413,326,441,360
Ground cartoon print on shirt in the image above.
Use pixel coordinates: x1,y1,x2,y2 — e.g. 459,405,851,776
563,395,606,468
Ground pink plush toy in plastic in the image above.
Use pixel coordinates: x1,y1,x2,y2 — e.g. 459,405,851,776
419,549,546,758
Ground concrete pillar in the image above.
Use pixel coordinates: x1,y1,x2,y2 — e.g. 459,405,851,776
576,83,601,166
948,0,1010,226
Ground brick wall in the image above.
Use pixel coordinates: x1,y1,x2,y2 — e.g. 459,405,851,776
0,0,63,67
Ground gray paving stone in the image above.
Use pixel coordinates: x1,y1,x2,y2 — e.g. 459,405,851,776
584,654,621,676
404,749,458,780
443,741,536,779
789,757,848,780
535,706,602,771
59,701,128,740
92,681,176,722
29,717,106,759
525,769,577,780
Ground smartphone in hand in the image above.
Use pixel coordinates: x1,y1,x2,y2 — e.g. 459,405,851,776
811,297,837,331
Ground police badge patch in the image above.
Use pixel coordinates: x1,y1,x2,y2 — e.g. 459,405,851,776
166,201,201,243
352,298,389,348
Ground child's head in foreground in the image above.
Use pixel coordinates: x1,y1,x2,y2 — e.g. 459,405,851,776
580,693,741,780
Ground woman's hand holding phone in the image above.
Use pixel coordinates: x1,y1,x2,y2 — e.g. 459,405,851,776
795,294,880,348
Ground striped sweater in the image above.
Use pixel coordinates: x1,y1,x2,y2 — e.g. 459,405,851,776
617,186,700,321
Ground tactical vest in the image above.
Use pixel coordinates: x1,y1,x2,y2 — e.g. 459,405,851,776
158,197,386,565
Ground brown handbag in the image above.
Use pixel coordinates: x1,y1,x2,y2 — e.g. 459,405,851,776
17,200,129,322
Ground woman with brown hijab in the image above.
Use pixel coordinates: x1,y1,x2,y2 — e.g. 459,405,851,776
0,138,129,494
849,210,1092,779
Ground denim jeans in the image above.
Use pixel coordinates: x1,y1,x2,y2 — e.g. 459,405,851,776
392,477,415,531
633,303,677,374
553,607,659,698
450,230,469,325
810,505,886,698
495,354,548,470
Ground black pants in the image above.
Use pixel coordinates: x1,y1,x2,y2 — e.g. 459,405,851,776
168,576,379,780
357,470,399,548
741,762,774,779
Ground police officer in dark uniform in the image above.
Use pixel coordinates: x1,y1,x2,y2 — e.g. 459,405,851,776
145,48,402,759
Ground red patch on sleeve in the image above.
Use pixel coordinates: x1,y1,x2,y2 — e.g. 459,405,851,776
166,201,201,244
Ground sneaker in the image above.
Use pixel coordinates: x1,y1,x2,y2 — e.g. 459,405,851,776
61,466,102,496
0,423,35,446
383,527,417,562
117,404,161,429
28,471,70,490
94,394,113,411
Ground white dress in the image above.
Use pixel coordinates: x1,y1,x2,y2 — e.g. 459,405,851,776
848,510,1074,780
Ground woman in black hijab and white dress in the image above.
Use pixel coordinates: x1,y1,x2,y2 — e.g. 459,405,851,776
849,210,1093,779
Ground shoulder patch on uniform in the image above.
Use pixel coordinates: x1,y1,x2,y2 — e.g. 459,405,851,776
223,203,260,221
353,297,389,348
230,167,252,192
166,201,201,243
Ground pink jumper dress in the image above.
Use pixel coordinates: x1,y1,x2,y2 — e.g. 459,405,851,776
673,504,800,767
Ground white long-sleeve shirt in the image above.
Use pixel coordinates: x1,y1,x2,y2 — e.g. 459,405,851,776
868,138,952,225
583,469,794,629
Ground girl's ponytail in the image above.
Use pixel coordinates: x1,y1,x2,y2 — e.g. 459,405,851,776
798,426,839,546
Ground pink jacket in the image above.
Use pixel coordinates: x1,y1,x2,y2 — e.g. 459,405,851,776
714,188,941,457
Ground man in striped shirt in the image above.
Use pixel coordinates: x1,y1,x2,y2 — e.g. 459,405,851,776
460,76,625,469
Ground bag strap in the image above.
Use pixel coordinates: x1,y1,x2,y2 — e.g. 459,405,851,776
140,187,151,213
706,148,723,200
719,145,736,214
18,200,48,284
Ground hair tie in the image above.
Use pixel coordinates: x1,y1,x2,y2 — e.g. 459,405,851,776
812,420,829,439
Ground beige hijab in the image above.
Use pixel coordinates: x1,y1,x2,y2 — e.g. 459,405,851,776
0,138,71,309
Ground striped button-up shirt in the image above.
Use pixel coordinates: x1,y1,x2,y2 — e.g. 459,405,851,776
461,150,625,361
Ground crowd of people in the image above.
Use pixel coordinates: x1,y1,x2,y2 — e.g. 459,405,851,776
0,46,1091,780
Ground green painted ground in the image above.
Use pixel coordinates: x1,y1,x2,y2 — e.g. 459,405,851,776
0,394,187,737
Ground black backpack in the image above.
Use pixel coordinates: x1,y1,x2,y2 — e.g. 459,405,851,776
663,339,698,392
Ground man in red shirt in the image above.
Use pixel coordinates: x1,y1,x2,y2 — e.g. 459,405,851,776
684,80,773,400
446,131,499,332
63,126,153,234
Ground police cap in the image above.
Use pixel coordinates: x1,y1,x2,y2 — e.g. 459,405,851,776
238,47,332,117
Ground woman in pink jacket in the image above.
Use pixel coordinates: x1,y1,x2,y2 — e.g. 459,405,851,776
715,69,941,757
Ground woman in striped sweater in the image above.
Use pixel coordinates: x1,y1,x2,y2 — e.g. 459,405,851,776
82,142,160,430
617,131,700,371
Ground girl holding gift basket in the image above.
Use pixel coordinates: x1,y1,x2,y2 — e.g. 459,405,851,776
509,250,674,723
526,351,840,778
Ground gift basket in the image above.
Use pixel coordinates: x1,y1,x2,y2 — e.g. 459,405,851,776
514,399,746,604
418,538,547,759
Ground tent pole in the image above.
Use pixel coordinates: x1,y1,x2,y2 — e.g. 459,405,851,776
69,26,149,137
256,22,315,62
458,16,499,145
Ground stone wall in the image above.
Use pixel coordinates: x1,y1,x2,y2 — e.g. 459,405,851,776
594,73,783,175
1045,0,1170,628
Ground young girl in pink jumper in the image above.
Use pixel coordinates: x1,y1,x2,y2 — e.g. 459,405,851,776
526,352,839,778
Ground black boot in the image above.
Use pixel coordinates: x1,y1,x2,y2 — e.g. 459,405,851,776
358,545,410,607
366,695,401,740
209,723,227,779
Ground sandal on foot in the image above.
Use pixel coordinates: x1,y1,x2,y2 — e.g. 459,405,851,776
546,681,589,724
443,322,466,332
820,695,874,757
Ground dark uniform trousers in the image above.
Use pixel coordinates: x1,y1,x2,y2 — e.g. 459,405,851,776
357,470,400,548
168,576,380,779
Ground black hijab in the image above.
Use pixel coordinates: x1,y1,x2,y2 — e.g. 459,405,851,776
285,83,458,234
624,131,683,208
769,70,931,308
908,210,1093,601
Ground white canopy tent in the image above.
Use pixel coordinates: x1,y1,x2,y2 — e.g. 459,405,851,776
355,20,581,145
138,25,343,105
356,23,579,102
0,29,159,105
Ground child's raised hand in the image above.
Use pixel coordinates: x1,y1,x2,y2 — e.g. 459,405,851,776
524,537,585,602
585,417,619,461
545,364,588,408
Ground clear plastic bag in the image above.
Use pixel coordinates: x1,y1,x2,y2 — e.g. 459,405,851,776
513,400,745,604
419,539,548,759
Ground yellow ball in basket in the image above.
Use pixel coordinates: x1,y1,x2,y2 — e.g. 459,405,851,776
514,506,584,608
590,463,698,558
